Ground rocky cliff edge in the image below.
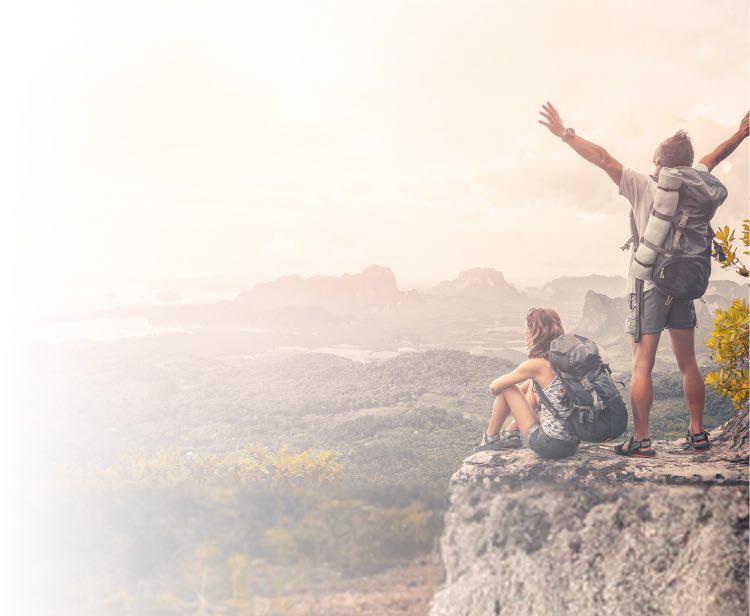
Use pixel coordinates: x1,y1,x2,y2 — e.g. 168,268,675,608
431,409,749,616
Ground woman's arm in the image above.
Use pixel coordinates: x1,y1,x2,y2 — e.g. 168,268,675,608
490,359,545,396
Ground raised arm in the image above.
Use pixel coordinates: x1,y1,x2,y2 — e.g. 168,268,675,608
698,112,749,172
539,101,623,186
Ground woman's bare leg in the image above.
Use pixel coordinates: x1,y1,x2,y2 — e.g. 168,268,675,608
487,393,512,436
504,379,535,433
487,379,539,436
499,385,539,435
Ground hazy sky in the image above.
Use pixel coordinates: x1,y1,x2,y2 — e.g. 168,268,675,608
5,0,749,315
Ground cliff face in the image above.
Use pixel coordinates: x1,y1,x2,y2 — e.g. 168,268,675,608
575,290,629,346
431,410,749,616
574,289,739,354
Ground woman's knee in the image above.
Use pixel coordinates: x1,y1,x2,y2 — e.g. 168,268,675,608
504,384,525,400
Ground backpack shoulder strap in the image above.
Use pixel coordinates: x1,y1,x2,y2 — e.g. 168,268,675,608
532,360,567,418
634,277,644,343
620,209,639,252
533,380,560,417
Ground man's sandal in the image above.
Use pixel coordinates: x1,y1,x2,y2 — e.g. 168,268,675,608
686,431,711,452
614,436,656,457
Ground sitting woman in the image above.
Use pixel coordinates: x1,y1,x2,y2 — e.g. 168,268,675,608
474,307,580,459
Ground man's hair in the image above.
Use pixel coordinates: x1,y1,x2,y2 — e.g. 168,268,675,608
525,307,564,359
655,130,694,168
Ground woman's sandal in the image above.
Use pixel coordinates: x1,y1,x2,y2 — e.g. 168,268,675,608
614,436,656,457
686,431,711,452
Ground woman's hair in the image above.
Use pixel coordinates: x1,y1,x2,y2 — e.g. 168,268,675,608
525,307,564,359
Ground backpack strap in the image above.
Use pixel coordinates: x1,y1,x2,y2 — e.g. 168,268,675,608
579,375,605,410
621,209,640,252
651,210,682,223
533,380,563,418
603,362,626,389
634,277,644,343
669,212,690,252
532,364,569,418
633,255,653,268
641,238,672,255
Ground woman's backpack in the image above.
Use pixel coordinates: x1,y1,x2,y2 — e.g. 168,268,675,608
534,334,628,443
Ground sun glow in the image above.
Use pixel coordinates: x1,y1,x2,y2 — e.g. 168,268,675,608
5,0,748,317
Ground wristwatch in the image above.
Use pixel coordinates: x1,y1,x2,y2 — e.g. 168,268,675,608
562,127,576,143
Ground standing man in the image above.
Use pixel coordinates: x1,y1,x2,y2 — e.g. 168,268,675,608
538,103,749,456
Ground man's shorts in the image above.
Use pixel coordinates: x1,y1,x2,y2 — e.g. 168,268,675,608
624,288,697,336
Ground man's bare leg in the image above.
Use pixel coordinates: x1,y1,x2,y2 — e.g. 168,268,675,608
668,327,705,435
631,332,661,445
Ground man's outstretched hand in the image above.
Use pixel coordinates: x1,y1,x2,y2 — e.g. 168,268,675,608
538,102,566,138
739,111,749,139
699,110,750,172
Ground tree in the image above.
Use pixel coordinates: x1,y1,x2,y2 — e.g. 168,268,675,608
707,220,750,410
712,219,749,277
705,299,749,410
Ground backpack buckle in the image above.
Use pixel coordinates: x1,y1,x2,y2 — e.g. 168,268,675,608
591,389,605,411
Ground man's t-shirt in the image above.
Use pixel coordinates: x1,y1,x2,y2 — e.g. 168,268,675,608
619,162,710,295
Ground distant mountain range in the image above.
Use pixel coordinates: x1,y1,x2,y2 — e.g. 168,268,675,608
227,266,743,317
87,264,747,360
431,268,520,298
227,267,635,315
235,264,417,316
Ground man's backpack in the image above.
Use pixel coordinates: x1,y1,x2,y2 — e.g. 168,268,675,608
533,334,628,443
627,166,728,301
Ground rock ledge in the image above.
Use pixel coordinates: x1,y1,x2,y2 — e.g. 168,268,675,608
431,410,748,616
